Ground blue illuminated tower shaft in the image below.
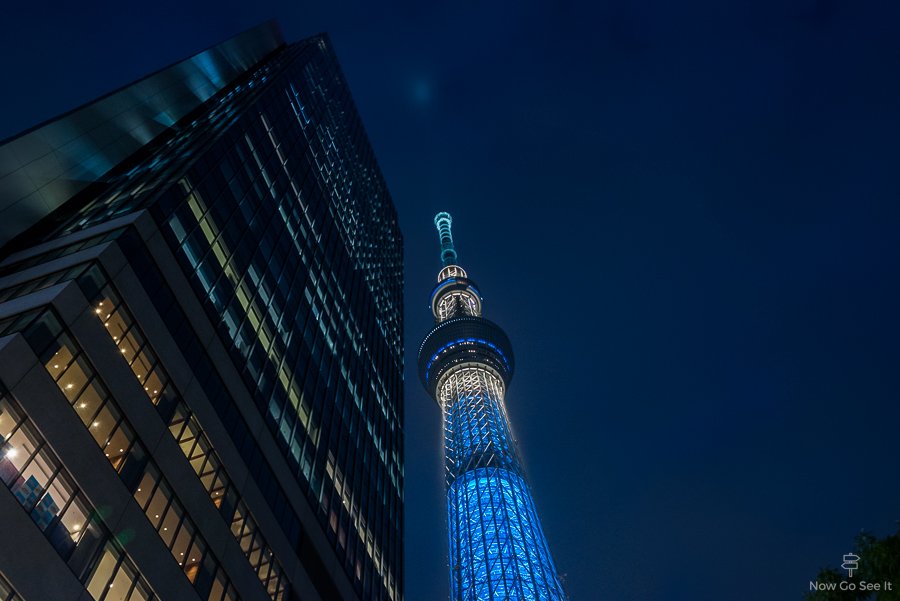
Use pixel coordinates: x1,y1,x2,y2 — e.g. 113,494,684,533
419,213,566,601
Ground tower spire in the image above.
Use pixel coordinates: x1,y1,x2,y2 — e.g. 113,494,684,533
418,214,567,601
430,211,481,321
434,212,457,267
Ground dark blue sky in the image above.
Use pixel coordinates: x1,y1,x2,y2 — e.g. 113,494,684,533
4,1,900,599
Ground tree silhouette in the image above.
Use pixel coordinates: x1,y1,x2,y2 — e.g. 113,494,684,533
806,528,900,600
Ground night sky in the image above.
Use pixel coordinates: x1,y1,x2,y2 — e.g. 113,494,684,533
3,1,900,599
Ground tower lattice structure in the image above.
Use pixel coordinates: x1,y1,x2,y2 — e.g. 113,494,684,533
418,213,567,601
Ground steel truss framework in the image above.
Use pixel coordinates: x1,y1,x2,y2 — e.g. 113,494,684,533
437,291,479,321
440,367,565,601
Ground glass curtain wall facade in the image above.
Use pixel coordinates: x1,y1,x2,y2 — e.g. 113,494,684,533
418,214,565,601
0,21,402,601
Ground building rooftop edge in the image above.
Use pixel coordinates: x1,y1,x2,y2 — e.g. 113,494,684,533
0,20,285,148
0,20,285,249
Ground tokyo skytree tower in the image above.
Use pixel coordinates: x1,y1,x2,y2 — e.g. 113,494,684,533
418,212,567,600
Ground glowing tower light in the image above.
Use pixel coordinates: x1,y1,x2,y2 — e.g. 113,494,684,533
418,212,567,600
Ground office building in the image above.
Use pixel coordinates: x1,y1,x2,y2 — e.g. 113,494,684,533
0,22,403,601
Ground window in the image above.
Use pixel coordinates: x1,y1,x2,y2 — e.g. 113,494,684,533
0,425,38,488
130,460,221,592
85,542,156,601
0,571,23,601
24,312,139,477
88,279,171,410
0,390,103,565
167,400,287,599
80,256,287,600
